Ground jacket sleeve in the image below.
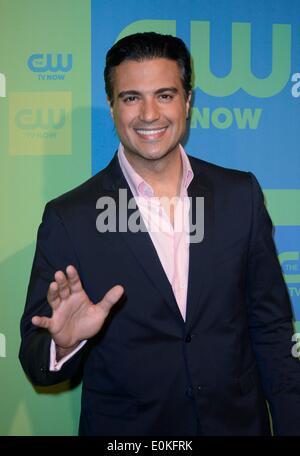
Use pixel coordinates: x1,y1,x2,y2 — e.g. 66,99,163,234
246,172,300,435
19,202,87,386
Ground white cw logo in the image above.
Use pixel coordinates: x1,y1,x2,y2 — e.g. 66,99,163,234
0,73,6,98
0,333,6,358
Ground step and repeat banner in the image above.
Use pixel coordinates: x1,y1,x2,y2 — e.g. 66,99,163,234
0,0,299,435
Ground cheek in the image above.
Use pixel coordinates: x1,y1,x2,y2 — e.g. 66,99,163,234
171,113,188,131
166,103,187,122
115,110,137,130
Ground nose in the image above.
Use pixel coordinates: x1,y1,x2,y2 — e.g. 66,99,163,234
139,98,160,123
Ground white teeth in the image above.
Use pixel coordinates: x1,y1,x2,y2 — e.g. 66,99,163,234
136,127,166,135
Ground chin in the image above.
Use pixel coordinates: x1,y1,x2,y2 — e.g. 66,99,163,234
139,145,177,160
142,151,169,161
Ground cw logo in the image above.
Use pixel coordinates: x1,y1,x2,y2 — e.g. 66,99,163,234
15,108,66,130
279,251,300,284
191,22,291,97
117,20,291,98
27,54,72,73
0,73,6,97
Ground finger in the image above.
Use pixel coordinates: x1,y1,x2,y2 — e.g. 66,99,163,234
96,285,124,316
66,265,83,293
32,315,52,330
54,270,71,300
47,282,61,309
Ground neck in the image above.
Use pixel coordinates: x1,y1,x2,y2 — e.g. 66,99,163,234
124,146,183,198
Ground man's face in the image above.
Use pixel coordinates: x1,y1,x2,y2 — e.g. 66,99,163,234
109,58,191,163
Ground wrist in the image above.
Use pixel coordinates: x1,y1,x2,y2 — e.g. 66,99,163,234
55,343,80,361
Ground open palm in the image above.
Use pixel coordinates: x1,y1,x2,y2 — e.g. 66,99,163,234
32,265,124,349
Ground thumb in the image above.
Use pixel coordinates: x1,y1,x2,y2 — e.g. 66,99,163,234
32,315,51,330
95,285,124,316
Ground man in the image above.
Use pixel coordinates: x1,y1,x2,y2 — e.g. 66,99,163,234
19,32,300,436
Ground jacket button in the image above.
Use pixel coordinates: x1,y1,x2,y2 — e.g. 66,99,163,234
185,387,194,399
197,385,202,392
185,334,192,343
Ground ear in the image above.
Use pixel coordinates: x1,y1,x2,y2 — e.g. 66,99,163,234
107,97,114,119
185,91,192,119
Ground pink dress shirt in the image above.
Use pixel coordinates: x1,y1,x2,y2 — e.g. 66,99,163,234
118,143,193,319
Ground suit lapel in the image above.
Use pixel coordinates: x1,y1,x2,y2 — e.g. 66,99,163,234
185,160,215,330
119,220,182,320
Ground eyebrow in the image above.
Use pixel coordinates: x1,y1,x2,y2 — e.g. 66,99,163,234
118,87,179,99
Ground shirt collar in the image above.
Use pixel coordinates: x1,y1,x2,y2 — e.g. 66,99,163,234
118,143,194,198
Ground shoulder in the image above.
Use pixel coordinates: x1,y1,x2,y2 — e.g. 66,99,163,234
188,154,251,185
45,156,119,217
187,154,264,211
51,169,105,207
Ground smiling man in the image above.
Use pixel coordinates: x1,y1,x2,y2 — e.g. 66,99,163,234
19,32,300,436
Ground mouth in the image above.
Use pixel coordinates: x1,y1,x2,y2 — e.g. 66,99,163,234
134,126,168,140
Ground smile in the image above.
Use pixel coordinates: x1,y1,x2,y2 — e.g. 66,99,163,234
135,127,168,139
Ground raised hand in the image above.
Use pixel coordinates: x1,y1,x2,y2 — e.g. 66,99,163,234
32,265,124,350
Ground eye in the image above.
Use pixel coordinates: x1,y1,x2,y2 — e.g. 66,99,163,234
158,93,173,101
123,96,139,103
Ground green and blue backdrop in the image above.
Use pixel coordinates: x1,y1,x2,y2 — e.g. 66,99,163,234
0,0,299,435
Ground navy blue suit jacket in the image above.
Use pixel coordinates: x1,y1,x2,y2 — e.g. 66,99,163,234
19,154,300,435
